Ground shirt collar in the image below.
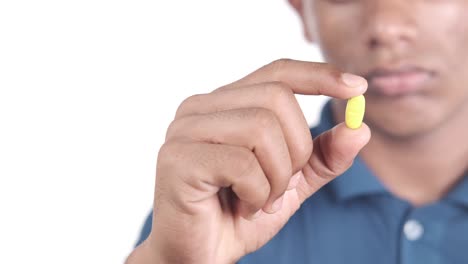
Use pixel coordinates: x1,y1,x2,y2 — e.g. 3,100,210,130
311,100,387,202
445,172,468,208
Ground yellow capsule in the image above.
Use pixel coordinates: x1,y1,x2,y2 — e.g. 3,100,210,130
345,95,365,129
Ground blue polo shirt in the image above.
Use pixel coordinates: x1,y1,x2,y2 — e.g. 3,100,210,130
137,101,468,263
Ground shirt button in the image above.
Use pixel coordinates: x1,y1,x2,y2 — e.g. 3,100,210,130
404,219,424,241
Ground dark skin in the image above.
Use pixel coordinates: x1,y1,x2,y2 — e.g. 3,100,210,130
291,0,468,205
127,1,468,263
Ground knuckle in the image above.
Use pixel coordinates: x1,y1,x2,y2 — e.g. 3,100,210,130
328,153,353,174
158,142,213,186
165,119,182,141
320,63,342,82
294,132,313,169
315,139,352,180
175,94,204,118
319,159,353,180
320,62,338,71
252,108,279,131
250,108,281,146
234,149,270,206
165,115,198,142
269,58,292,78
328,144,354,173
313,61,339,74
234,148,259,179
156,141,180,173
315,162,338,181
268,81,295,109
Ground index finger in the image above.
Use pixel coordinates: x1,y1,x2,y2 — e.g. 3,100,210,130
221,59,367,99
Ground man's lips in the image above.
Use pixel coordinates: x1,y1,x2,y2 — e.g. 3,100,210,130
365,66,435,96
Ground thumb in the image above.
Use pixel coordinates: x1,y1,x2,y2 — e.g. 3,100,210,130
296,122,371,204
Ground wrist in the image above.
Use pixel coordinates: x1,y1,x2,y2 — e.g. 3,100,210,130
126,238,167,264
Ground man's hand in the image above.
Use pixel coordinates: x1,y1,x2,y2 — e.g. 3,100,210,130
127,59,371,264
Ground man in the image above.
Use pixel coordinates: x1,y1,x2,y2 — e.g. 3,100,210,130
127,0,468,263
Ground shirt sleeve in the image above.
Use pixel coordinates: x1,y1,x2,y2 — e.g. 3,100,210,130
135,210,153,247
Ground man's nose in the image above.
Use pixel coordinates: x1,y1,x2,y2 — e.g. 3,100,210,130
364,0,417,51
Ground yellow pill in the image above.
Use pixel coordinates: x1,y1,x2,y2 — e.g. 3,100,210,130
345,95,365,129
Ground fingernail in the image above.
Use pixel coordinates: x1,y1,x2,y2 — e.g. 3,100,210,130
341,73,367,88
272,195,284,212
287,172,302,190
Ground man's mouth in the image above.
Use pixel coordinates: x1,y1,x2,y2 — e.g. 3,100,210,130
365,65,436,97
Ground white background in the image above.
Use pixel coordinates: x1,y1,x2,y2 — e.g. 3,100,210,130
0,1,326,263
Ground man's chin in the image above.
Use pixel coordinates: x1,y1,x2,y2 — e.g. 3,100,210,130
365,92,444,138
366,112,442,142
